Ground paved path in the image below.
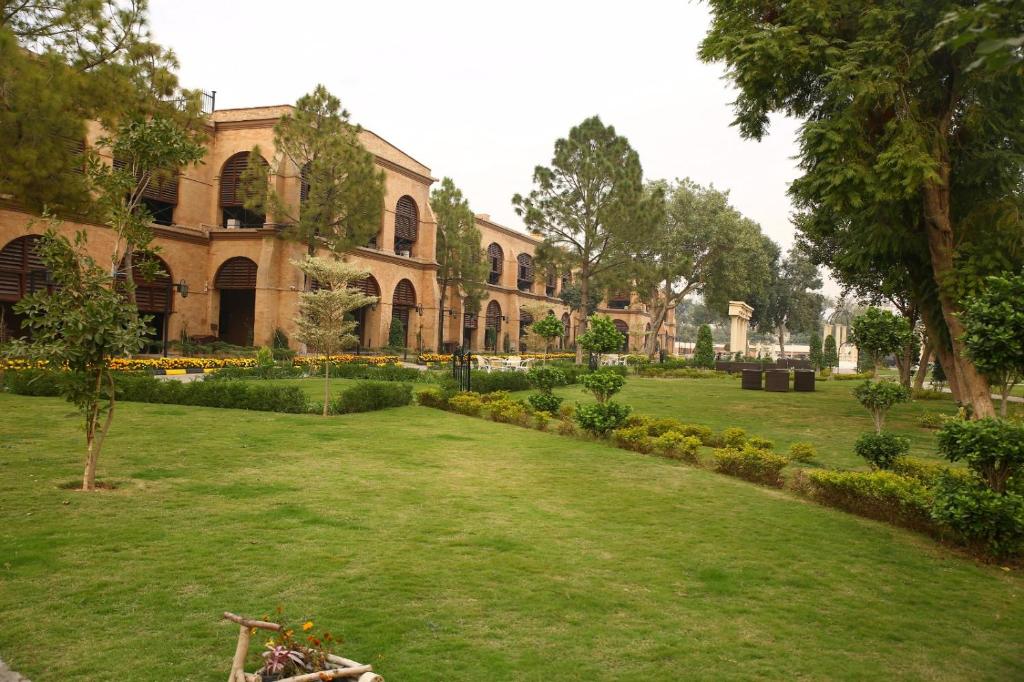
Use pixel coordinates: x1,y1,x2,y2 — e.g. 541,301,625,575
925,382,1024,404
0,659,28,682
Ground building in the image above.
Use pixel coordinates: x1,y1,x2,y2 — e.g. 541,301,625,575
0,104,673,354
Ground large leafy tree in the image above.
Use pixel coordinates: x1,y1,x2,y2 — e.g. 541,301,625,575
850,307,914,376
700,0,1024,418
1,0,202,212
6,226,151,490
633,179,773,357
513,116,660,364
748,246,824,359
430,177,487,350
292,256,377,416
960,271,1024,416
243,85,385,256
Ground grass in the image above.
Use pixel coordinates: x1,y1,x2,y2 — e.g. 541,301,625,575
1,393,1023,680
519,375,1024,470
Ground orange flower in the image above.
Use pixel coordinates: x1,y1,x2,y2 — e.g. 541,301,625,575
302,620,314,631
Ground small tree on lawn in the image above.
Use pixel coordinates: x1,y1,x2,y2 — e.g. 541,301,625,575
388,319,406,350
293,256,377,416
853,380,911,434
531,314,565,364
932,357,948,392
823,334,839,372
6,227,150,491
960,271,1024,417
809,333,823,371
851,307,913,376
694,324,715,369
578,314,626,360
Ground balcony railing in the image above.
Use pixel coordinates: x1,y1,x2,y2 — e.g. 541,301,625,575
167,90,216,115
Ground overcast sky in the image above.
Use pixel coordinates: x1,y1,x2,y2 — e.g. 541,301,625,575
150,0,835,294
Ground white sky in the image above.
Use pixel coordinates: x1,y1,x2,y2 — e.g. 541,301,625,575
149,0,836,294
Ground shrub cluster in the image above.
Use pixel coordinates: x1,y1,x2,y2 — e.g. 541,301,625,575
854,432,910,469
206,365,306,381
918,412,946,429
331,381,413,414
788,442,817,463
931,476,1024,559
574,402,631,435
712,445,788,486
801,469,934,530
639,366,725,379
114,374,309,413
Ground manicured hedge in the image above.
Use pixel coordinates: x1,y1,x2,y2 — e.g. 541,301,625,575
331,381,413,413
115,374,309,413
800,469,934,531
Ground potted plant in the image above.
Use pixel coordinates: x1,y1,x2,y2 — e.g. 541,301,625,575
257,618,336,681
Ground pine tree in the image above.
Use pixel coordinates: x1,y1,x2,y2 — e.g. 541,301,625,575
809,332,823,371
694,324,715,369
824,334,839,370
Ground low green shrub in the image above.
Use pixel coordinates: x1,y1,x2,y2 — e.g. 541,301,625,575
331,381,413,414
556,419,577,436
676,423,716,446
788,442,818,463
931,475,1024,559
415,387,448,409
644,417,684,436
449,392,485,417
207,365,305,381
115,374,309,413
854,432,910,469
2,368,62,396
580,369,626,403
486,397,529,425
526,366,568,391
712,445,788,486
528,392,563,413
834,372,874,381
639,367,725,379
890,456,970,486
460,370,532,394
747,435,774,451
574,401,631,435
557,403,575,421
533,411,552,431
720,427,748,449
912,388,948,400
802,469,934,530
937,417,1024,494
331,363,424,382
654,432,701,462
611,425,655,453
918,412,946,429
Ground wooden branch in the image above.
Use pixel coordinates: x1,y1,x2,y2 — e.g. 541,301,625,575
223,612,283,631
325,654,368,669
276,666,372,681
228,625,250,682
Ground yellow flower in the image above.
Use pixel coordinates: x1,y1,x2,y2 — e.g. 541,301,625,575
302,620,314,631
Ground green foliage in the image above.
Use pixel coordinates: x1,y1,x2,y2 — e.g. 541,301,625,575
415,387,448,409
5,228,150,490
747,436,774,451
578,315,626,355
574,401,632,435
244,85,385,253
528,392,563,413
432,177,487,348
823,335,839,370
1,369,62,396
113,374,308,413
207,365,305,381
694,324,715,369
937,418,1024,493
854,433,911,470
713,446,788,486
442,370,531,394
449,392,485,417
833,372,874,381
653,432,702,462
580,368,625,403
960,271,1024,415
611,425,655,454
527,366,568,393
531,315,566,355
809,334,823,371
803,470,934,530
331,381,413,414
388,318,406,349
486,397,529,425
853,380,911,433
747,246,824,355
328,363,424,382
918,412,946,429
891,456,971,486
788,442,817,463
932,357,947,389
931,476,1024,559
720,427,747,449
851,308,913,371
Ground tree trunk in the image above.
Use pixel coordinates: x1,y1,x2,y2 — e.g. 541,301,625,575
575,276,589,365
322,360,330,417
913,340,932,391
777,325,786,361
644,299,670,358
123,248,137,305
922,178,995,418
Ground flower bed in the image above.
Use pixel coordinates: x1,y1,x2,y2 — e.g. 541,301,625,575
2,354,402,372
417,352,577,364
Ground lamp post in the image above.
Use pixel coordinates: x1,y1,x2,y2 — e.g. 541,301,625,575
162,279,189,357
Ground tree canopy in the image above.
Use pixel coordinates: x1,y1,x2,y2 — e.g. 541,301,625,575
431,177,486,350
748,246,824,359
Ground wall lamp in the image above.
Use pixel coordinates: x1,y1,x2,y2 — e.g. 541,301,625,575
173,279,189,298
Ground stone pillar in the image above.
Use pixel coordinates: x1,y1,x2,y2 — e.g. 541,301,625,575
728,301,754,356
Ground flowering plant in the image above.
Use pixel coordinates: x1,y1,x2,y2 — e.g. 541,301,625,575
257,612,338,678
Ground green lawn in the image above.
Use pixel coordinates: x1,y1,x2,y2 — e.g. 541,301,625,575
520,375,1022,470
1,394,1022,680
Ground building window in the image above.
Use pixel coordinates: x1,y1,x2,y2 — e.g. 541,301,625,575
220,151,267,228
613,319,630,351
546,272,556,297
394,196,418,255
487,242,503,285
608,291,630,310
516,253,533,292
485,300,502,351
0,235,50,341
114,157,180,227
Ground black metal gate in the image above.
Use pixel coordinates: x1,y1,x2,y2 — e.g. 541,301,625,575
451,348,472,392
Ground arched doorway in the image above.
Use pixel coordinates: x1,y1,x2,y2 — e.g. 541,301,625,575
117,254,172,349
391,279,416,347
485,300,501,351
215,257,257,346
462,310,478,349
352,275,380,347
613,319,629,352
0,235,48,341
519,308,534,352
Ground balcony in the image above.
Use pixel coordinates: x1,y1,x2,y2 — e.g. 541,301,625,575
517,279,532,293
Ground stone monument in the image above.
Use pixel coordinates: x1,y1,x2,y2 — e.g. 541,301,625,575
728,301,753,356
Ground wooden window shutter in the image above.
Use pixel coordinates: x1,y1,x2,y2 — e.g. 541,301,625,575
392,279,416,307
214,257,258,289
220,152,266,207
487,243,503,274
395,196,419,242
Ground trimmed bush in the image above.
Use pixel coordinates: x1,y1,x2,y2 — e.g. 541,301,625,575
853,380,911,433
528,392,563,413
712,445,788,486
720,427,747,449
918,412,945,429
556,419,577,436
833,371,874,381
802,469,933,530
937,417,1024,494
574,401,631,435
3,368,62,396
912,388,947,400
654,432,701,462
788,442,817,463
890,456,971,486
676,423,716,446
206,365,306,381
458,370,532,394
580,369,625,403
331,381,413,414
854,432,910,469
931,475,1024,559
114,374,309,413
486,397,529,425
415,387,448,409
612,425,655,453
526,366,568,391
449,392,485,416
533,411,552,431
747,435,774,451
639,367,724,379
